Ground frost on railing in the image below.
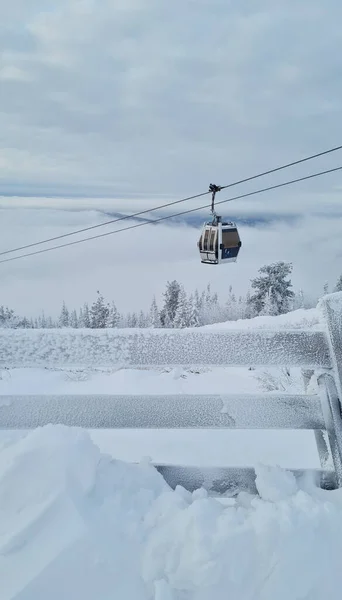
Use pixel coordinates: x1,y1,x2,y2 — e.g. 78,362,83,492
0,293,342,495
318,292,342,402
0,328,332,369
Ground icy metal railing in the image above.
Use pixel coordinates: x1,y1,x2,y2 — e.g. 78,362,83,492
0,293,341,496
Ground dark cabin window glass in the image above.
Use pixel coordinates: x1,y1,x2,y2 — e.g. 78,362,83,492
222,229,239,248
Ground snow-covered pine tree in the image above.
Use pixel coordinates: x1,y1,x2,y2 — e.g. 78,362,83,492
38,311,47,328
149,296,161,328
334,274,342,292
250,261,295,315
206,283,213,304
245,290,255,318
187,294,200,327
17,316,32,328
259,287,279,316
160,280,181,326
173,285,189,328
225,285,239,321
138,310,147,328
0,306,18,328
46,316,54,328
199,285,223,324
107,301,120,328
78,303,90,328
69,309,78,329
58,301,69,328
293,288,305,309
90,291,110,328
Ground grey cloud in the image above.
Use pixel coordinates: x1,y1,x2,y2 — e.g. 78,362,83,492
1,0,342,198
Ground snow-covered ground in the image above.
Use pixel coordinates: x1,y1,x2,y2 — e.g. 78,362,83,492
1,426,342,600
1,304,341,599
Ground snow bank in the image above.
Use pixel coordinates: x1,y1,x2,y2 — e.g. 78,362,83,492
1,426,342,600
202,307,324,330
0,425,167,600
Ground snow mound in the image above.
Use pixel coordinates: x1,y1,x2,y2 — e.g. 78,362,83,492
201,307,324,330
1,426,342,599
0,425,167,600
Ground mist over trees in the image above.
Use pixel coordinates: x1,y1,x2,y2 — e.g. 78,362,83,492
0,262,340,329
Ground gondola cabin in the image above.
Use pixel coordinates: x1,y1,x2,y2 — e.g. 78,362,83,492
198,218,241,265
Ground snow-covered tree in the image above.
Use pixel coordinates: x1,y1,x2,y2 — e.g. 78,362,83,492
125,312,138,327
250,261,295,315
173,285,189,328
0,305,18,328
160,280,181,326
224,285,240,321
69,309,78,329
334,274,342,293
46,316,54,328
58,301,69,328
90,291,109,328
149,297,161,328
138,310,147,328
38,311,47,328
292,288,305,310
79,303,91,328
187,294,200,327
198,284,223,325
107,301,120,328
259,288,279,316
16,316,32,328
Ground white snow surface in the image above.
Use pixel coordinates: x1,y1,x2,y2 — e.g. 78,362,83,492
1,425,342,600
0,305,339,599
202,306,324,330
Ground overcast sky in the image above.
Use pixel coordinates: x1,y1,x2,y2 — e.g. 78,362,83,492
1,1,342,316
1,0,342,199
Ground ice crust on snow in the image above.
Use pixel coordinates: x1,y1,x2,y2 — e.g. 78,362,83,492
1,426,342,600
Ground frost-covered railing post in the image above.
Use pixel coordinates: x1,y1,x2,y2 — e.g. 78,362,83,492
315,292,342,486
0,292,342,496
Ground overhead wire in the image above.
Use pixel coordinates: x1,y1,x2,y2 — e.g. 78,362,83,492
1,143,342,257
0,164,340,265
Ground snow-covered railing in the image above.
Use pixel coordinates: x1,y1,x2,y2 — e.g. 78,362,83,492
0,293,341,496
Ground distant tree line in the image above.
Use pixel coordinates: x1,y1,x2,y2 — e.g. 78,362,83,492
1,262,341,329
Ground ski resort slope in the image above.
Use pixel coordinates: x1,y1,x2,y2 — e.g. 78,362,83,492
1,305,342,600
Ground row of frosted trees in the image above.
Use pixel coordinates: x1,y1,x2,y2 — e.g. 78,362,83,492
1,262,341,329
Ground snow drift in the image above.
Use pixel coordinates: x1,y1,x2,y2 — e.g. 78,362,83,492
1,426,342,600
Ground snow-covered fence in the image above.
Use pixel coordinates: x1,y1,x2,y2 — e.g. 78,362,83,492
0,293,341,496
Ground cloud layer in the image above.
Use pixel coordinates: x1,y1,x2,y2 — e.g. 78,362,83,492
1,0,342,198
0,206,341,318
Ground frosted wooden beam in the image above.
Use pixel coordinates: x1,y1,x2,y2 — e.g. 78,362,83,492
0,328,331,368
0,393,325,430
